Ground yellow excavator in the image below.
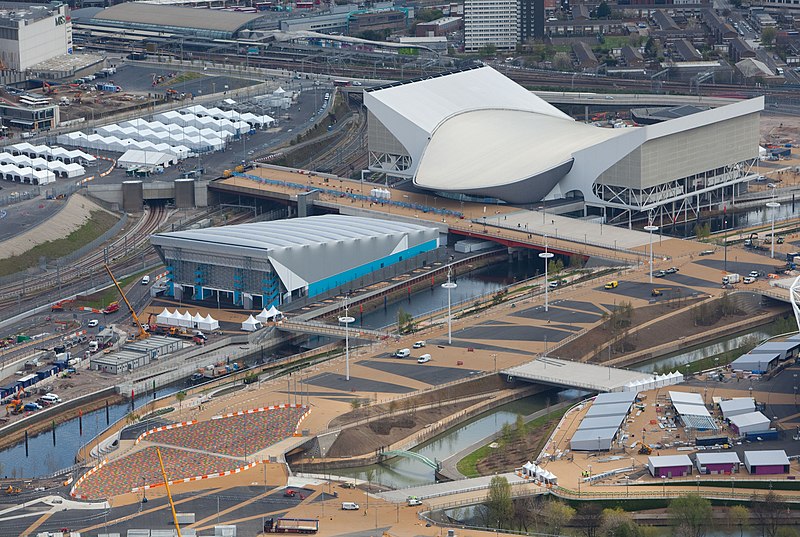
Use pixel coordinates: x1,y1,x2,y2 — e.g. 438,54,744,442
103,264,149,341
636,442,652,455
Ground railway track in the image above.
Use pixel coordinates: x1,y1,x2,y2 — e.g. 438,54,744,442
0,205,169,313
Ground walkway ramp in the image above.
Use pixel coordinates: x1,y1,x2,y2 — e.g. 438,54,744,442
377,472,528,504
277,319,389,340
503,356,655,393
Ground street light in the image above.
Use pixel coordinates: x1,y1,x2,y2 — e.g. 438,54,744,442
338,300,355,381
644,225,658,283
767,197,780,259
442,267,457,345
539,237,554,313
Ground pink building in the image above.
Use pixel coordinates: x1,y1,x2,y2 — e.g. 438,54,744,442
744,450,790,475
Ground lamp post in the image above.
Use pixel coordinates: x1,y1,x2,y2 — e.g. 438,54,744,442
539,237,554,313
644,225,658,283
442,267,457,345
338,300,355,381
767,197,780,259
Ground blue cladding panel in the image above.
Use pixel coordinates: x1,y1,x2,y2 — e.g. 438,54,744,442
307,239,437,298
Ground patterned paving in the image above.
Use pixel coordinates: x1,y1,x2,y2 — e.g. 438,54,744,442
145,405,306,457
73,446,238,500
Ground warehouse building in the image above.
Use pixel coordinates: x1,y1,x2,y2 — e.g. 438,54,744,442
648,454,693,478
748,340,800,361
730,352,780,374
694,452,740,475
743,450,790,475
569,391,635,451
150,215,441,310
718,398,755,419
0,3,73,72
364,65,762,223
729,411,771,436
669,391,718,431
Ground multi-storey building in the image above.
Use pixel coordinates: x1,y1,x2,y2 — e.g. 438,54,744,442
463,0,519,52
0,3,72,72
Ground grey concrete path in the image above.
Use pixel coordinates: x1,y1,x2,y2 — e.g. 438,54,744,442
437,398,579,481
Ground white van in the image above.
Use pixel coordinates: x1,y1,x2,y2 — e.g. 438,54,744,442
141,275,150,285
395,348,410,358
417,354,431,364
41,393,61,404
341,502,360,510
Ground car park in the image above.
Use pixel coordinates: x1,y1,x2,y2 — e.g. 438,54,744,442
744,277,756,284
417,354,431,364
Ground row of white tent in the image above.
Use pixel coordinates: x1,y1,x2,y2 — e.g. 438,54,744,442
255,306,282,323
0,152,84,177
181,104,274,129
621,371,684,392
519,462,558,484
242,315,262,332
57,132,195,157
93,124,226,150
8,143,96,164
155,308,220,331
0,163,55,184
153,111,250,136
120,118,247,138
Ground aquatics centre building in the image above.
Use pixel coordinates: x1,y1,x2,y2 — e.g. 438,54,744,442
364,65,763,224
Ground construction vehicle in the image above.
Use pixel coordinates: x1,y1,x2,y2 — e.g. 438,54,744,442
5,399,22,415
264,517,319,534
636,442,652,455
156,447,183,537
744,233,761,249
651,287,672,297
51,299,75,312
4,486,21,495
103,264,148,340
102,301,120,314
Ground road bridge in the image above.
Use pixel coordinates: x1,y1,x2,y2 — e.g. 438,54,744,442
277,319,389,341
503,356,659,393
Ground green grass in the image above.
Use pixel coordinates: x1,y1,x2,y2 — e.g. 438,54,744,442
593,36,633,52
164,71,204,87
456,406,570,478
0,210,119,277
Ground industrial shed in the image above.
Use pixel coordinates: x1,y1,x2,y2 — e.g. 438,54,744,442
648,455,693,478
118,150,175,170
584,402,632,418
729,411,771,436
749,340,800,361
718,398,755,419
593,391,638,405
576,415,626,431
744,450,790,475
570,427,619,451
730,352,780,374
669,391,718,431
694,452,740,475
150,215,441,310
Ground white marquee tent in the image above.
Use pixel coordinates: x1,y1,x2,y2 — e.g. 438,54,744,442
242,315,261,332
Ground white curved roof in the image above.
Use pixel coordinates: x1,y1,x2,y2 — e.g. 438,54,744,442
414,109,623,191
153,214,434,252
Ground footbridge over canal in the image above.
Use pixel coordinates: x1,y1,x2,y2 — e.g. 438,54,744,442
502,356,662,393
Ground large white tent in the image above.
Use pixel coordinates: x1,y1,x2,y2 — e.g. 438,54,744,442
181,104,273,129
0,163,55,184
118,150,176,169
242,315,261,332
198,314,219,331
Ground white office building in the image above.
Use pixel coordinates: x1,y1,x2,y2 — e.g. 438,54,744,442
463,0,519,53
0,4,72,71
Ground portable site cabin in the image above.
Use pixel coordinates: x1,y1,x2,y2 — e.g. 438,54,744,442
648,455,692,478
743,450,790,475
694,452,740,475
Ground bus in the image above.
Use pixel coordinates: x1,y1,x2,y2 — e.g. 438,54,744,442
333,79,351,87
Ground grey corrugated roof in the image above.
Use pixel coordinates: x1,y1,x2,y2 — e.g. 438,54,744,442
153,215,434,253
730,352,780,371
92,2,264,33
751,340,800,353
594,391,637,405
585,402,631,418
649,454,692,467
695,452,741,465
744,450,789,466
576,414,625,431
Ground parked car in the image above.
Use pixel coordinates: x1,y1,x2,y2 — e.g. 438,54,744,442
87,319,99,327
604,281,618,289
654,270,667,278
342,502,360,510
417,354,432,364
748,271,760,278
665,267,679,274
744,276,757,284
413,340,426,349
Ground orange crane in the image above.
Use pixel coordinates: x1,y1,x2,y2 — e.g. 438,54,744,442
103,264,148,340
156,447,183,537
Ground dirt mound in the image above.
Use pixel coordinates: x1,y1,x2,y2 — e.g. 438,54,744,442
326,400,475,458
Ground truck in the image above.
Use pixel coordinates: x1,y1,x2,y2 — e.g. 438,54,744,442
722,274,740,285
264,518,319,534
96,83,121,93
102,301,120,314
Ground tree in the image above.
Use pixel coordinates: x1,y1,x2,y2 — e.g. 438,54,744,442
669,494,712,537
574,503,603,537
548,258,565,275
485,475,513,529
479,44,497,57
515,413,526,442
397,307,414,334
601,507,639,537
596,1,612,18
776,528,800,537
543,500,575,534
415,8,443,22
728,505,750,536
501,422,514,445
761,26,777,48
175,390,186,410
751,491,786,537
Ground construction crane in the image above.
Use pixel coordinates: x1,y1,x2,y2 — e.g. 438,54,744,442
156,447,183,537
103,264,149,340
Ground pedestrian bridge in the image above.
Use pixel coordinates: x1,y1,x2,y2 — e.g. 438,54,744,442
276,319,390,341
379,450,439,470
503,357,659,393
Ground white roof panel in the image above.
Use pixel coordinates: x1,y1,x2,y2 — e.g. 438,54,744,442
694,452,741,465
669,391,705,406
744,450,789,466
649,454,692,467
729,411,770,428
